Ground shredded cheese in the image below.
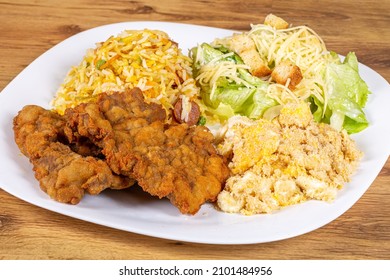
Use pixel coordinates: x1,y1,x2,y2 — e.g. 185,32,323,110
248,24,338,107
197,23,339,117
195,56,253,91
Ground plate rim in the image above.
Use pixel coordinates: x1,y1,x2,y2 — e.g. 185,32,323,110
1,21,389,245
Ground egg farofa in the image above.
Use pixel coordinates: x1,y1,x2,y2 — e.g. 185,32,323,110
217,102,362,215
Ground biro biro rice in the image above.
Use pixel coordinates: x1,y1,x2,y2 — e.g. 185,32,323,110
52,29,199,118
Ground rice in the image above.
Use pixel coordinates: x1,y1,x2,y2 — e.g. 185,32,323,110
52,29,200,117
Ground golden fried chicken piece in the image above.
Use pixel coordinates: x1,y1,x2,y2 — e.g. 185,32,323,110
13,105,134,204
65,88,167,177
66,88,230,214
132,123,230,214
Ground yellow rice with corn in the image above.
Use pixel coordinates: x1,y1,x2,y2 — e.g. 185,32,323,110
52,29,200,118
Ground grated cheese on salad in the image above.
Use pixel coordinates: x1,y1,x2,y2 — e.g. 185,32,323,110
247,23,334,108
191,14,371,134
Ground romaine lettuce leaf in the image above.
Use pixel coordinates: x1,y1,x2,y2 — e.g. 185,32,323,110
192,43,370,134
246,88,277,119
324,52,371,133
192,43,276,120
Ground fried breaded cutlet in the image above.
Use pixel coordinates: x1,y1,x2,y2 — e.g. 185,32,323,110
13,105,134,204
65,88,230,214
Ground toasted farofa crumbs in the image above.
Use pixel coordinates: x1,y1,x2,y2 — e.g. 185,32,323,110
217,102,362,215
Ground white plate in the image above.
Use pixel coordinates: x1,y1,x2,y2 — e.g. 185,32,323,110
1,22,390,245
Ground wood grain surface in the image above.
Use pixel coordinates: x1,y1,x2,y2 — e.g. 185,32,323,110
1,0,389,260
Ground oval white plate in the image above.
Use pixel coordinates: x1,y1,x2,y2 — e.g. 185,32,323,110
1,21,390,244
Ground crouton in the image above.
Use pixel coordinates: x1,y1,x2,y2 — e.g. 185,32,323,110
271,60,303,90
228,33,271,77
264,14,289,30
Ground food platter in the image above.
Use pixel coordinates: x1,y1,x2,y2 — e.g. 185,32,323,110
1,21,390,244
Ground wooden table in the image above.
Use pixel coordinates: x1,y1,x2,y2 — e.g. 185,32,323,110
1,0,389,260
